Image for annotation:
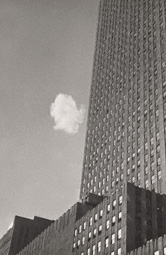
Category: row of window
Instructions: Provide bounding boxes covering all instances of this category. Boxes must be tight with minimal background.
[74,231,122,253]
[74,200,122,237]
[75,212,122,241]
[154,248,166,255]
[79,246,121,255]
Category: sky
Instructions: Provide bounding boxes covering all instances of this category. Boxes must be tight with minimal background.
[0,0,99,238]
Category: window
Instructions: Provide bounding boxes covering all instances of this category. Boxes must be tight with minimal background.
[158,170,161,179]
[106,219,110,229]
[119,196,122,204]
[83,221,86,230]
[99,209,103,218]
[93,228,97,237]
[118,229,122,239]
[113,199,116,208]
[105,237,109,248]
[107,204,111,212]
[119,212,122,220]
[87,248,90,255]
[145,179,148,188]
[111,252,115,255]
[74,229,77,236]
[82,236,85,245]
[137,172,140,180]
[94,213,98,221]
[77,240,80,247]
[89,217,93,226]
[98,225,102,234]
[79,225,82,233]
[92,245,96,255]
[118,248,122,255]
[145,167,148,175]
[97,241,101,252]
[112,233,115,244]
[154,251,159,255]
[112,216,116,225]
[164,247,166,255]
[151,175,155,184]
[81,252,84,255]
[88,232,92,240]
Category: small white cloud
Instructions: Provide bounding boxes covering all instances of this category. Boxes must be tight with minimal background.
[50,93,85,134]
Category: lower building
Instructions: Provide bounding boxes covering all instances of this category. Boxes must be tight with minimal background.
[0,228,13,255]
[73,183,166,255]
[128,235,166,255]
[0,216,54,255]
[1,183,166,255]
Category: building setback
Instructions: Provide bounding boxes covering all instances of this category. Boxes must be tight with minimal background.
[1,0,166,254]
[2,183,166,254]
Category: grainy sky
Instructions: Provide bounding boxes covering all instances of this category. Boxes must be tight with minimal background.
[0,0,99,238]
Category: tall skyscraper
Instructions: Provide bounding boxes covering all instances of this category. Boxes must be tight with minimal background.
[80,0,166,199]
[1,0,166,254]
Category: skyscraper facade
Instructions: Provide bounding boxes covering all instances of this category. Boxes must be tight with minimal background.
[1,0,166,254]
[80,0,166,199]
